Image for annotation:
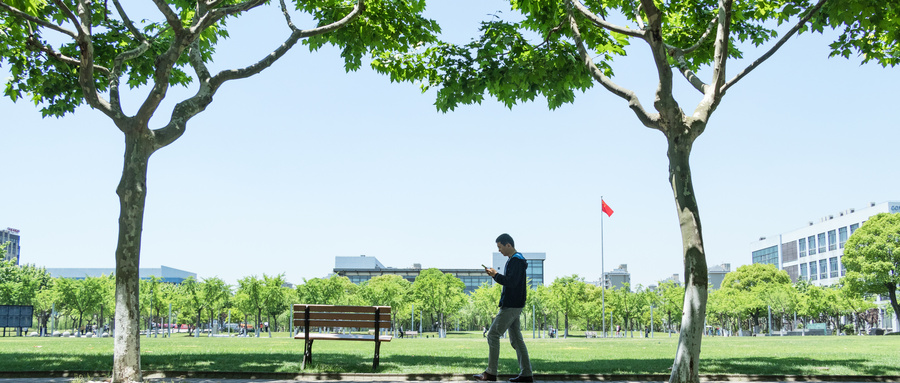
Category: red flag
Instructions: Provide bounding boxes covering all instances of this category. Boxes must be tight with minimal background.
[602,200,614,217]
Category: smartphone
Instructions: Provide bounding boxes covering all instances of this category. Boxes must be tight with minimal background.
[481,264,489,269]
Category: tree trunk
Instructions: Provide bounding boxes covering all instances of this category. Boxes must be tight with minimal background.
[112,132,153,383]
[887,283,900,330]
[666,137,709,383]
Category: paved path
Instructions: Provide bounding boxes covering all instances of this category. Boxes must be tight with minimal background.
[0,376,892,383]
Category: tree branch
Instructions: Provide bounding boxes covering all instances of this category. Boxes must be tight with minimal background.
[0,1,77,38]
[111,0,148,42]
[49,0,84,35]
[567,7,659,131]
[109,0,152,115]
[69,0,116,121]
[694,0,732,122]
[722,0,828,93]
[572,0,646,39]
[632,1,645,30]
[211,0,364,86]
[673,54,708,94]
[150,0,184,33]
[665,14,718,56]
[23,36,111,75]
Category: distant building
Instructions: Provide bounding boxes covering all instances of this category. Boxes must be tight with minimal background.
[334,255,492,294]
[658,273,680,287]
[334,252,546,294]
[750,200,900,332]
[708,263,731,290]
[602,264,631,290]
[750,201,899,285]
[46,265,196,283]
[1,228,21,264]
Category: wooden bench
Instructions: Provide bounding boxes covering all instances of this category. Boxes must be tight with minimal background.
[403,330,418,338]
[292,304,392,370]
[585,331,597,338]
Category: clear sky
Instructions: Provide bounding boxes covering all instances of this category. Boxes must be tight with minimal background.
[2,1,899,289]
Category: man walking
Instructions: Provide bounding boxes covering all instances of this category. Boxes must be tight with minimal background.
[474,233,533,382]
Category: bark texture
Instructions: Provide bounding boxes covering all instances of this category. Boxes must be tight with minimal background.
[666,133,708,383]
[112,131,153,383]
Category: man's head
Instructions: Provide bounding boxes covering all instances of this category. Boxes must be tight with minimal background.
[496,233,516,257]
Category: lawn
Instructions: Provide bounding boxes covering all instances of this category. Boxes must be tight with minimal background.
[1,331,897,376]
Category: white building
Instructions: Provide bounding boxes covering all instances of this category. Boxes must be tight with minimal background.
[750,201,900,331]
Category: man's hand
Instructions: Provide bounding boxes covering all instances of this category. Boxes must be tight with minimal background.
[485,267,498,277]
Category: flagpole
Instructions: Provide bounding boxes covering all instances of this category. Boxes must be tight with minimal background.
[601,196,606,338]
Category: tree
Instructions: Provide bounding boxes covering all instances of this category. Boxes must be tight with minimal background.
[0,1,438,380]
[235,275,264,337]
[359,274,411,330]
[261,274,287,335]
[842,212,900,328]
[56,276,104,331]
[297,274,359,305]
[374,1,897,381]
[411,268,466,333]
[549,275,587,338]
[0,258,51,306]
[719,264,792,332]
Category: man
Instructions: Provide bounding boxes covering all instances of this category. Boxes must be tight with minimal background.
[474,233,533,382]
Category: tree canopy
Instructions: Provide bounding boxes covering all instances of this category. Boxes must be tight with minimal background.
[842,212,900,327]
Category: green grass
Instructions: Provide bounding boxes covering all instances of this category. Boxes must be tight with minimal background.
[1,331,897,376]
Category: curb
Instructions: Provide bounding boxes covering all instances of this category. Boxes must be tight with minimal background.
[0,372,899,382]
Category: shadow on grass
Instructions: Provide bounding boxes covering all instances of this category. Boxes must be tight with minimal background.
[2,351,897,376]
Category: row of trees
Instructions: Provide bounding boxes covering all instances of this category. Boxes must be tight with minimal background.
[3,251,892,339]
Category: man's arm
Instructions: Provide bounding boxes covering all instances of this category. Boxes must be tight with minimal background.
[493,257,525,286]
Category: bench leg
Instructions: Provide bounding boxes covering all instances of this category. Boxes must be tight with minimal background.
[302,339,314,369]
[373,340,381,371]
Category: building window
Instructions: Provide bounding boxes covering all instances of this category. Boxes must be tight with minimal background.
[850,223,859,234]
[841,256,846,276]
[817,233,826,253]
[808,236,817,255]
[809,262,817,281]
[839,227,848,249]
[828,230,837,251]
[819,259,828,280]
[800,263,808,281]
[799,238,807,257]
[829,257,838,278]
[752,246,778,266]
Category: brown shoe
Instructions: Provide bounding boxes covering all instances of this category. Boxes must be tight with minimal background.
[473,372,497,381]
[509,375,534,382]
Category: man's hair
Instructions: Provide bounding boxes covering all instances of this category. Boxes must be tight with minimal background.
[496,233,515,247]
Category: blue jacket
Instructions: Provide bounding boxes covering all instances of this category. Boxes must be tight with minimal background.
[494,253,528,308]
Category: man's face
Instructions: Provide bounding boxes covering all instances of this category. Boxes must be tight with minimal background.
[497,242,514,257]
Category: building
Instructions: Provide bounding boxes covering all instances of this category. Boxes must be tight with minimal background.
[334,255,493,294]
[708,263,731,290]
[750,201,900,331]
[46,265,196,283]
[491,252,546,289]
[334,252,546,294]
[1,228,21,264]
[602,264,631,290]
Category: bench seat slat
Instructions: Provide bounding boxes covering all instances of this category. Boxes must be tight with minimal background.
[294,304,391,314]
[294,334,393,342]
[293,319,392,328]
[298,312,391,321]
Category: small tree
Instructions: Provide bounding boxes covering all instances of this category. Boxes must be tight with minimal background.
[842,212,900,328]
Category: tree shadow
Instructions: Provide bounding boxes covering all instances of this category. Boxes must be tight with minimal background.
[2,351,898,377]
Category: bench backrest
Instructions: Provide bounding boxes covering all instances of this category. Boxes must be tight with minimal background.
[292,304,391,329]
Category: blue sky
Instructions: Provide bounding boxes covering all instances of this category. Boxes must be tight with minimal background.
[2,1,899,289]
